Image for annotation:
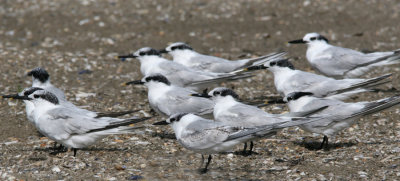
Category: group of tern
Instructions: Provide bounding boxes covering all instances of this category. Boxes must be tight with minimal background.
[2,32,400,173]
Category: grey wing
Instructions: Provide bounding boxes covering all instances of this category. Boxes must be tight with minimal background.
[296,99,363,127]
[286,71,332,92]
[159,62,217,84]
[156,89,214,116]
[179,120,230,150]
[189,54,231,71]
[38,108,112,140]
[220,104,290,127]
[317,46,390,75]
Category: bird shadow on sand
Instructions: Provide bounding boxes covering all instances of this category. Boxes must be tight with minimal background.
[151,131,176,140]
[293,140,358,151]
[29,146,130,156]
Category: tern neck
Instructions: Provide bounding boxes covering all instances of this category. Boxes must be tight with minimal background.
[171,115,197,139]
[170,50,198,64]
[139,56,166,75]
[32,78,51,88]
[32,101,59,122]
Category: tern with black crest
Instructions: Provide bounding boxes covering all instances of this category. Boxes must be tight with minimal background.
[124,74,214,118]
[118,47,254,91]
[153,113,321,173]
[245,59,392,100]
[2,88,151,156]
[289,32,400,78]
[159,42,286,73]
[283,91,400,149]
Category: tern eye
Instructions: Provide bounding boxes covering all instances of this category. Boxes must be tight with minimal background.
[270,62,276,66]
[310,37,316,41]
[139,52,145,56]
[214,91,220,96]
[171,46,177,50]
[34,95,39,98]
[170,118,176,122]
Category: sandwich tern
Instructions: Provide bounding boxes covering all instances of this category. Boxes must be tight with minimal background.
[118,47,254,91]
[245,59,392,100]
[284,91,400,149]
[159,42,286,73]
[153,113,321,173]
[288,32,400,78]
[2,88,151,156]
[124,74,214,118]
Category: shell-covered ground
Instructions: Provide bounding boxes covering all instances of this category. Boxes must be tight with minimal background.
[0,0,399,180]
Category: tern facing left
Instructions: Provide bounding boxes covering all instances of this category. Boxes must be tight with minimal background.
[28,67,66,101]
[289,32,400,78]
[153,113,320,173]
[284,92,400,149]
[191,87,327,154]
[118,47,253,91]
[2,88,150,156]
[26,67,138,120]
[246,59,392,100]
[124,74,214,118]
[159,42,286,73]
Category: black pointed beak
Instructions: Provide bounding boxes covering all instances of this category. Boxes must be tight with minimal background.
[2,94,32,100]
[153,120,169,125]
[117,54,138,59]
[244,65,268,71]
[158,49,168,54]
[123,80,145,86]
[26,71,33,76]
[266,97,286,104]
[288,39,306,44]
[190,93,212,98]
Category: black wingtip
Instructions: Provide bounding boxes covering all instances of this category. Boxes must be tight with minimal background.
[288,39,306,44]
[153,120,169,125]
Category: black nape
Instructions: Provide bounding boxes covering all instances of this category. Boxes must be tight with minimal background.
[220,89,239,99]
[145,74,171,85]
[28,67,50,83]
[275,59,295,70]
[171,44,193,51]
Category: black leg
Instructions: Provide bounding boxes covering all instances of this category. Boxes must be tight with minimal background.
[199,155,205,168]
[58,144,64,151]
[324,136,329,149]
[242,142,248,153]
[200,155,212,174]
[249,141,254,153]
[319,136,328,150]
[73,148,77,157]
[53,142,58,151]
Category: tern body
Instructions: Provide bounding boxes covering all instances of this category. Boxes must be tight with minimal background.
[161,42,285,73]
[285,92,400,148]
[260,59,391,100]
[289,32,400,78]
[3,88,149,154]
[119,47,254,91]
